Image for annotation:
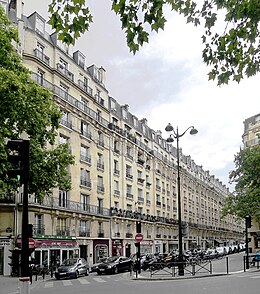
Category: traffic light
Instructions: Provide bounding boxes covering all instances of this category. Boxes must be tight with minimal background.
[136,220,141,233]
[28,224,33,238]
[245,215,252,228]
[6,140,29,184]
[8,249,21,276]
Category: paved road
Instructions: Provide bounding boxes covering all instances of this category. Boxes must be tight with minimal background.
[1,252,259,294]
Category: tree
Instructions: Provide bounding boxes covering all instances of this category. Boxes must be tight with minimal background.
[222,145,260,222]
[48,0,260,85]
[0,7,74,202]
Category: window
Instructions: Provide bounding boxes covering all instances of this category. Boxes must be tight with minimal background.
[127,204,132,211]
[97,176,104,192]
[114,140,120,153]
[35,214,44,234]
[78,53,85,68]
[36,16,45,34]
[114,180,119,192]
[98,132,104,147]
[37,68,45,85]
[79,220,90,237]
[81,121,91,139]
[80,193,89,211]
[81,96,89,107]
[122,108,127,119]
[59,134,68,145]
[80,145,91,163]
[97,153,104,170]
[60,110,71,127]
[59,190,68,208]
[80,168,91,187]
[126,165,132,178]
[60,57,68,70]
[96,110,102,121]
[114,160,120,175]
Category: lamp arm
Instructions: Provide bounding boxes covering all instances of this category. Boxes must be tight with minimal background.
[178,126,194,138]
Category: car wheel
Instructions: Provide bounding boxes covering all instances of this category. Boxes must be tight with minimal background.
[114,267,118,274]
[85,268,89,276]
[74,270,79,279]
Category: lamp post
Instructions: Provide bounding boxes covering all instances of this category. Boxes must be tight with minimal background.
[165,123,198,276]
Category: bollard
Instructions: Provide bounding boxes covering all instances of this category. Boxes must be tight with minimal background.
[226,256,229,274]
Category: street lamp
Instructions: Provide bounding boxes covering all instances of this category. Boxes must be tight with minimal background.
[165,123,198,276]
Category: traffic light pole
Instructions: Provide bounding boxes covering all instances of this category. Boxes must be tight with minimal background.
[19,141,30,294]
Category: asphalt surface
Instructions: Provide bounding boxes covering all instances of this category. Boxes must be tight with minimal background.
[1,252,259,294]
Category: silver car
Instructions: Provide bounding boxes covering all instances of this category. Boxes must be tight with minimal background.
[55,258,89,279]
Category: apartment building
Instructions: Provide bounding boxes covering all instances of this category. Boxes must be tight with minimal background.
[242,113,260,253]
[0,0,243,276]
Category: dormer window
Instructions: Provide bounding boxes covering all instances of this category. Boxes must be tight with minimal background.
[36,16,45,34]
[122,108,127,120]
[94,67,102,83]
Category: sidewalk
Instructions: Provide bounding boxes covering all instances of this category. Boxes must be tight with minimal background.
[1,274,53,294]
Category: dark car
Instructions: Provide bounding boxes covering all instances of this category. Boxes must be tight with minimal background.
[55,258,89,279]
[90,257,109,273]
[97,256,133,275]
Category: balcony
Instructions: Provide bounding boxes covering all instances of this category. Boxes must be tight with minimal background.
[146,200,151,206]
[60,119,72,129]
[56,226,70,236]
[114,148,120,155]
[114,232,120,237]
[126,193,133,199]
[78,79,93,96]
[98,140,105,147]
[80,178,92,189]
[81,130,92,140]
[125,232,133,238]
[34,48,50,65]
[137,178,145,184]
[126,173,133,180]
[97,185,105,193]
[97,161,104,170]
[156,201,161,206]
[138,197,144,203]
[156,234,161,238]
[57,63,74,81]
[114,190,120,197]
[80,154,91,164]
[33,224,45,235]
[114,169,120,176]
[0,194,15,204]
[98,230,104,238]
[79,229,90,237]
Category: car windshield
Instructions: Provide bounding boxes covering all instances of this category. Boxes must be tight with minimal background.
[62,259,77,266]
[104,256,119,263]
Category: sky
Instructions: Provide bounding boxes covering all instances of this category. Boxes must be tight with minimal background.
[22,0,260,190]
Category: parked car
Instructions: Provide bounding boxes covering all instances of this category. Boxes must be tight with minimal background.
[55,258,89,279]
[97,256,133,275]
[90,257,109,273]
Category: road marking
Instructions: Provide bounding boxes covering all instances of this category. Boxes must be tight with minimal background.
[250,275,260,279]
[92,277,106,283]
[44,282,53,288]
[78,278,90,284]
[62,280,73,286]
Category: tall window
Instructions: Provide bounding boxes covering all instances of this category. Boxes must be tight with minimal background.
[79,220,90,237]
[98,131,104,146]
[59,190,68,208]
[80,193,89,211]
[35,214,44,234]
[80,168,91,187]
[36,16,45,34]
[80,145,90,163]
[81,121,91,139]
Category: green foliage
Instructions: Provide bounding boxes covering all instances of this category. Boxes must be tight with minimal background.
[0,7,74,201]
[222,145,260,222]
[48,0,260,85]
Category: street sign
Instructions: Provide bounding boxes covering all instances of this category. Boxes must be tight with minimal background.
[135,233,143,243]
[16,237,36,248]
[28,238,36,248]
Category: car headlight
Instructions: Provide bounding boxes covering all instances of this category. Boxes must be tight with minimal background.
[69,268,75,272]
[107,265,112,269]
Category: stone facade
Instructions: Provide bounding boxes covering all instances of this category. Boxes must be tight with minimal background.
[0,0,244,275]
